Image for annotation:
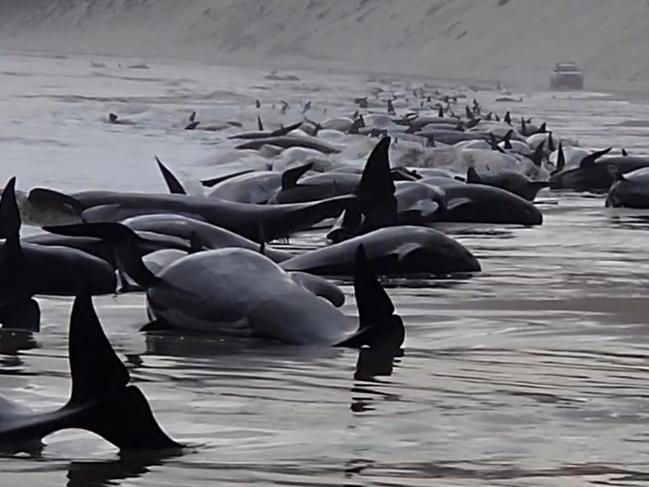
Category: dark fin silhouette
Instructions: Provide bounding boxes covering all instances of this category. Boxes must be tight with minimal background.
[200,169,255,188]
[336,246,404,349]
[465,105,474,120]
[44,223,159,289]
[349,115,365,134]
[547,132,556,152]
[355,137,397,232]
[494,113,501,122]
[556,142,566,173]
[67,289,130,405]
[520,118,528,136]
[67,291,181,450]
[255,99,261,109]
[485,112,492,121]
[154,157,186,195]
[109,113,118,123]
[438,105,444,118]
[358,137,395,199]
[188,111,196,123]
[326,207,363,243]
[270,121,303,137]
[579,147,613,168]
[0,179,35,326]
[539,122,547,133]
[529,140,545,167]
[257,115,264,131]
[387,100,396,116]
[281,162,314,190]
[622,148,628,156]
[504,111,512,125]
[0,177,21,239]
[466,167,482,184]
[465,117,481,129]
[0,299,40,332]
[28,188,86,215]
[503,129,513,149]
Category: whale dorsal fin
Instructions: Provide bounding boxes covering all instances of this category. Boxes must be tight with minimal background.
[257,115,264,131]
[622,148,628,156]
[556,142,566,173]
[155,156,186,195]
[529,140,545,167]
[504,111,511,125]
[66,290,181,450]
[336,245,404,349]
[271,121,302,136]
[547,132,556,152]
[281,162,314,190]
[503,129,514,149]
[579,147,612,168]
[466,167,483,184]
[68,289,129,405]
[0,177,21,239]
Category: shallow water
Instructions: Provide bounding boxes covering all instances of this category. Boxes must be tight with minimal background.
[2,51,649,486]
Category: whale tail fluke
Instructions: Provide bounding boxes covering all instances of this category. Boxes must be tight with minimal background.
[336,245,404,350]
[65,290,181,450]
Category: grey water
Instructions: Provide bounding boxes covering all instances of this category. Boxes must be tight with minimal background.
[2,51,649,486]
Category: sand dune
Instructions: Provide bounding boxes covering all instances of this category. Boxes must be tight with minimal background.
[2,0,649,91]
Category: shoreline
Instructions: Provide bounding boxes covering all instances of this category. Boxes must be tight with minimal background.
[2,43,649,102]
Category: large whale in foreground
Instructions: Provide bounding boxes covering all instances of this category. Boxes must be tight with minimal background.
[46,223,404,349]
[28,188,352,242]
[0,291,180,453]
[281,226,480,276]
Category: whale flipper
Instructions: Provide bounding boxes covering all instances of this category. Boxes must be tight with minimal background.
[155,157,186,195]
[336,245,404,349]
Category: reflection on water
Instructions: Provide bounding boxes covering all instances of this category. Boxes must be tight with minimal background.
[2,51,649,485]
